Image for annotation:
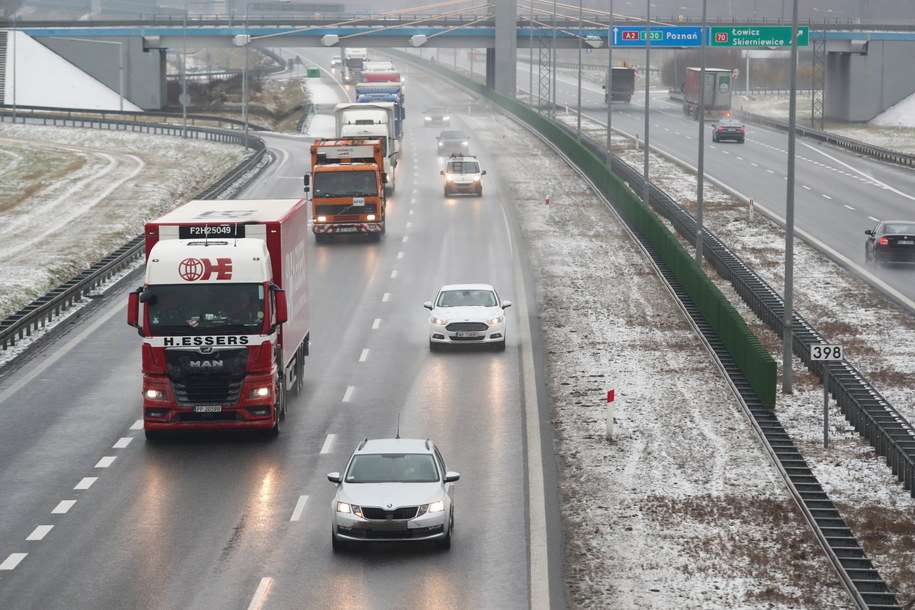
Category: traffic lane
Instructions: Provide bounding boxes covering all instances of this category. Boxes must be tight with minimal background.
[252,99,528,608]
[0,294,146,577]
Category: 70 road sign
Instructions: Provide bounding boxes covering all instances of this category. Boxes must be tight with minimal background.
[710,26,809,47]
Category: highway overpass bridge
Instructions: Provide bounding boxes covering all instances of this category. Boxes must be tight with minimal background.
[3,12,915,120]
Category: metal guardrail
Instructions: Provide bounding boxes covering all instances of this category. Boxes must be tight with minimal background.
[0,104,273,132]
[0,112,269,354]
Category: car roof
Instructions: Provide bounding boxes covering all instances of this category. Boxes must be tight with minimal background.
[356,438,434,454]
[439,283,495,292]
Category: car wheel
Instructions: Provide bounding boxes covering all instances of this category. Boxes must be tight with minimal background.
[444,187,450,197]
[438,511,453,550]
[494,338,506,352]
[332,532,347,552]
[865,247,873,264]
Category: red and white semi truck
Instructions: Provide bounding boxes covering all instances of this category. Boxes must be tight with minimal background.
[127,199,310,439]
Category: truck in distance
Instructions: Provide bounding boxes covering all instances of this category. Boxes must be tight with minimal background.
[682,67,733,119]
[603,66,636,103]
[342,47,368,84]
[127,199,310,440]
[334,102,400,192]
[305,137,387,242]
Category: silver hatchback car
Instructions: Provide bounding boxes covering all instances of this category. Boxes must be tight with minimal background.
[328,437,460,551]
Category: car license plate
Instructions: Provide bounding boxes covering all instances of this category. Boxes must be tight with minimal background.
[899,240,914,245]
[194,405,222,413]
[455,331,483,338]
[371,520,408,531]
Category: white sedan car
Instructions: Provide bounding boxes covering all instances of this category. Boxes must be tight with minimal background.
[327,437,459,551]
[424,283,511,351]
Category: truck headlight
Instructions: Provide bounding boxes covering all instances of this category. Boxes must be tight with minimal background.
[248,386,272,399]
[316,215,327,222]
[145,388,166,401]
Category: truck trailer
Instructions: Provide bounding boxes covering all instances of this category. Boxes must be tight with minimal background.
[334,102,400,192]
[682,67,733,119]
[305,137,387,242]
[127,199,310,440]
[603,67,636,103]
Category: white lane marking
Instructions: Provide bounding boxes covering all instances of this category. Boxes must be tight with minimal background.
[751,162,759,167]
[406,222,412,228]
[96,456,116,468]
[372,318,381,330]
[397,251,404,259]
[247,577,273,610]
[382,293,391,302]
[74,477,97,490]
[359,349,369,362]
[52,500,76,514]
[868,216,880,222]
[27,525,53,541]
[113,437,132,449]
[402,235,409,243]
[130,420,143,430]
[823,194,833,200]
[845,205,855,210]
[802,185,811,190]
[766,169,775,174]
[320,434,335,454]
[342,386,354,403]
[0,554,27,570]
[799,138,915,202]
[391,270,398,279]
[290,495,308,522]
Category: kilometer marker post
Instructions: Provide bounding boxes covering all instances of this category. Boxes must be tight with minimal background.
[606,389,615,440]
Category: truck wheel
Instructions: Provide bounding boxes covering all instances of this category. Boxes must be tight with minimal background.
[144,429,165,442]
[315,234,329,244]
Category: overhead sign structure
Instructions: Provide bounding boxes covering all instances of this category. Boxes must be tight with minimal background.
[710,26,809,47]
[611,26,703,48]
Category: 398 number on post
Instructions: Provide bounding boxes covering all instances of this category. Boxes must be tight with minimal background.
[810,344,843,361]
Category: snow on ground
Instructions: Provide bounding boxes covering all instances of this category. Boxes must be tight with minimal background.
[1,65,914,607]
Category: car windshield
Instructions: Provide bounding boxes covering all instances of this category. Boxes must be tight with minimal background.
[345,453,439,483]
[884,223,915,234]
[426,107,445,115]
[446,161,479,173]
[146,283,265,336]
[313,170,378,197]
[437,289,497,307]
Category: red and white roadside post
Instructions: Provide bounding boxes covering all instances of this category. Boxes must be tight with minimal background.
[606,389,615,440]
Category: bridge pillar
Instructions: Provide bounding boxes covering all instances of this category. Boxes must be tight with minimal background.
[494,0,517,98]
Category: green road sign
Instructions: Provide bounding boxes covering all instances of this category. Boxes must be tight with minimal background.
[710,26,809,47]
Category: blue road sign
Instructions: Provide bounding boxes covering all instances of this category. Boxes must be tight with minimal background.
[611,26,703,48]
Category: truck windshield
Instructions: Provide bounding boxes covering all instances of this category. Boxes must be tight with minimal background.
[146,283,266,336]
[313,170,378,197]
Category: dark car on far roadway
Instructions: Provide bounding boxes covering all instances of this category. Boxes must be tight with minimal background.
[865,221,915,266]
[437,129,470,155]
[712,117,745,143]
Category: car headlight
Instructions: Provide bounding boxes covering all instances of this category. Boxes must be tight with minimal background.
[417,500,445,516]
[487,315,504,325]
[337,502,364,518]
[248,386,272,399]
[431,317,448,326]
[442,115,450,121]
[438,141,443,146]
[461,141,468,146]
[445,174,454,182]
[472,176,480,182]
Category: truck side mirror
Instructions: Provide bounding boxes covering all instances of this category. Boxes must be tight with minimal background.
[272,286,288,327]
[304,174,311,193]
[127,288,145,336]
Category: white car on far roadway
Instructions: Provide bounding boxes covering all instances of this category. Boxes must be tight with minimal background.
[424,283,511,351]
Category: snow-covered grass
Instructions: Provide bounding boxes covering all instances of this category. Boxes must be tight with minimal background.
[0,123,249,320]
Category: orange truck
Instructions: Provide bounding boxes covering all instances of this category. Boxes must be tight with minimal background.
[304,137,387,242]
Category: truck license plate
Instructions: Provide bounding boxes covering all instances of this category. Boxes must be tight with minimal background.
[194,405,222,413]
[337,227,358,233]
